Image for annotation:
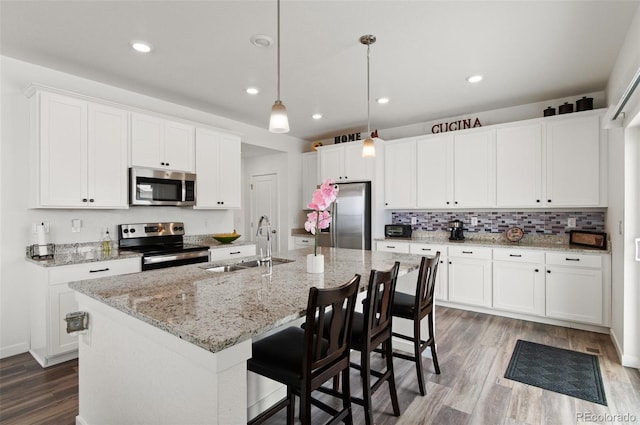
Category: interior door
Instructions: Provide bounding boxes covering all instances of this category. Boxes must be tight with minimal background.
[250,173,279,253]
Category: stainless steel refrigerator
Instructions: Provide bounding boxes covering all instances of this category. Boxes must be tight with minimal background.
[318,182,371,250]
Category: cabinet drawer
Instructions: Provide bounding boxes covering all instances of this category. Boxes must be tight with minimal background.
[448,246,492,260]
[49,257,141,284]
[376,241,410,253]
[294,236,314,247]
[409,243,446,257]
[209,244,256,262]
[493,248,544,263]
[545,252,602,268]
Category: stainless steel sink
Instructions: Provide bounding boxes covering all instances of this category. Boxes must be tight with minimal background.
[205,265,248,273]
[203,257,294,273]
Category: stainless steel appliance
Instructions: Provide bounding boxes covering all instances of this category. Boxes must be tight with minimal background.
[318,182,371,250]
[117,222,209,270]
[448,219,465,241]
[385,224,412,238]
[129,167,196,206]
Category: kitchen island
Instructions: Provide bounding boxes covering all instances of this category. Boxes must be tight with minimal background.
[69,247,425,425]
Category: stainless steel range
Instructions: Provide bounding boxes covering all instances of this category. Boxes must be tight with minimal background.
[117,222,210,270]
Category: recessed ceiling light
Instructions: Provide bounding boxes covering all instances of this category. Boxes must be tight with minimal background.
[312,113,323,120]
[246,87,259,95]
[130,41,152,53]
[376,97,389,104]
[250,34,273,48]
[466,75,483,83]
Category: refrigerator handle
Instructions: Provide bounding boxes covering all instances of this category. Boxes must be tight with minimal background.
[330,202,337,247]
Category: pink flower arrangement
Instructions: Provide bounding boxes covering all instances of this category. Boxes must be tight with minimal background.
[304,179,339,255]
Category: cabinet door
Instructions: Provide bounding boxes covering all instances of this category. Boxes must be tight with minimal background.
[39,92,87,207]
[545,266,603,325]
[131,113,163,168]
[87,103,129,208]
[164,120,195,172]
[416,135,452,208]
[301,152,319,209]
[453,130,495,207]
[343,142,368,181]
[448,258,492,307]
[384,139,416,208]
[195,128,219,208]
[409,243,448,301]
[493,261,544,316]
[49,283,79,356]
[545,114,600,206]
[496,123,543,207]
[217,133,241,207]
[318,145,344,182]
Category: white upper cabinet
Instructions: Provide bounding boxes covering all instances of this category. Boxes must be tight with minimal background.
[416,134,452,208]
[301,152,319,209]
[545,113,601,206]
[31,91,128,209]
[496,123,543,207]
[194,128,241,209]
[383,110,605,210]
[452,129,496,208]
[131,112,195,172]
[318,141,373,182]
[384,139,416,209]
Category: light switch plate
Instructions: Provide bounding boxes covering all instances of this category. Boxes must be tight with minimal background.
[471,217,478,226]
[567,217,576,228]
[71,219,82,233]
[411,217,417,225]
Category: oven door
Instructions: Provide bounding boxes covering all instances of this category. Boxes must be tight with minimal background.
[142,250,209,270]
[130,167,196,206]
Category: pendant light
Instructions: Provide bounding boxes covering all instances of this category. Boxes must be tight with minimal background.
[360,34,377,157]
[269,0,289,133]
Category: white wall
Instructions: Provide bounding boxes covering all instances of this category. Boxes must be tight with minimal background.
[605,5,640,367]
[0,56,306,358]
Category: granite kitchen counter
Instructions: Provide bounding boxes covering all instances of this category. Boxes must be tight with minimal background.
[69,247,423,354]
[376,234,611,254]
[25,245,142,267]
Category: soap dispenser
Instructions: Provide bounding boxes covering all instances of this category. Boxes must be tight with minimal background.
[101,229,113,256]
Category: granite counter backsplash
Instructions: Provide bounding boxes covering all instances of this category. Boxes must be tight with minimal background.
[392,210,605,235]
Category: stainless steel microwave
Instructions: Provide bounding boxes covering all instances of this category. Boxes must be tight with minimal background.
[129,167,196,206]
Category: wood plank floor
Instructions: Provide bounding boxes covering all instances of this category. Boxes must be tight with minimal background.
[1,307,639,425]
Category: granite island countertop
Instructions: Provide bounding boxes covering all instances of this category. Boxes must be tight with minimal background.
[69,247,424,354]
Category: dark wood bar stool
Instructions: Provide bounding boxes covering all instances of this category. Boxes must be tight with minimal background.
[305,263,401,425]
[350,262,401,425]
[391,254,441,396]
[247,274,361,425]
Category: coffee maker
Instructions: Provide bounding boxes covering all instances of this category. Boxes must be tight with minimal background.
[448,220,465,241]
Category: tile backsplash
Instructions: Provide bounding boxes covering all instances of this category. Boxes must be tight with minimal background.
[391,211,605,235]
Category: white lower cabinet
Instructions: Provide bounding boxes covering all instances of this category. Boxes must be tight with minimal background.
[447,247,492,308]
[409,243,448,301]
[492,249,545,316]
[28,257,141,367]
[293,236,314,249]
[545,252,606,325]
[209,244,256,262]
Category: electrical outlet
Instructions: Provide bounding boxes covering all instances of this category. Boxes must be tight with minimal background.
[471,217,478,226]
[411,217,417,225]
[567,217,576,228]
[71,219,82,233]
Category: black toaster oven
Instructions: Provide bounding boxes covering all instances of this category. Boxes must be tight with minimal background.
[385,224,413,238]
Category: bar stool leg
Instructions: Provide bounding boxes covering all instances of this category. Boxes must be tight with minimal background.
[414,317,426,396]
[384,340,401,416]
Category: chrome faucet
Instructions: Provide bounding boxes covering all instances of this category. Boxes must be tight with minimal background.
[256,215,272,268]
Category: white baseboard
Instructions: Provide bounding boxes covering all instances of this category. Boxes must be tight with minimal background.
[0,342,29,359]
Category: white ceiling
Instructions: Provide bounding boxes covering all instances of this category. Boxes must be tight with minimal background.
[2,1,638,142]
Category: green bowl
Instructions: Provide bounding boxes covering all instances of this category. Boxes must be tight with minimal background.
[212,234,241,244]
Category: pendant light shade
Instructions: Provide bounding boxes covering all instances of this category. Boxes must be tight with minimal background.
[269,100,289,133]
[360,34,376,158]
[269,0,289,133]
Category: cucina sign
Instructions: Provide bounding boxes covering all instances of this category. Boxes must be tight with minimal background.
[432,117,482,134]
